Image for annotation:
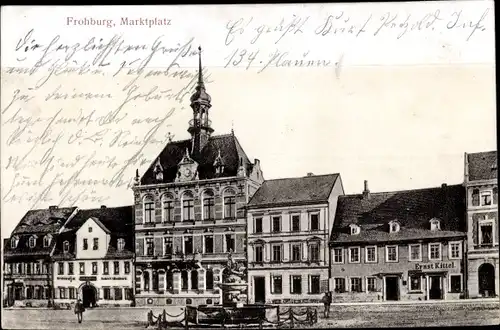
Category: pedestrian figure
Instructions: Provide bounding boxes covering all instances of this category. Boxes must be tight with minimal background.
[322,292,332,318]
[74,299,85,323]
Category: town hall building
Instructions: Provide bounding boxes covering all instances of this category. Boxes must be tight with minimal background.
[132,47,264,306]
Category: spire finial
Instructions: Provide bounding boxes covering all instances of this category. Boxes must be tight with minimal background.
[231,120,234,135]
[198,45,204,87]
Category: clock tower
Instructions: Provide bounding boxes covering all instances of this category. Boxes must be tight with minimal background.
[175,148,199,182]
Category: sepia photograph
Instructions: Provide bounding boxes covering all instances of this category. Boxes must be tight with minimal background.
[0,2,497,329]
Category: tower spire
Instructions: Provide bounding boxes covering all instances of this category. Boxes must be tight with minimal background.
[198,46,205,88]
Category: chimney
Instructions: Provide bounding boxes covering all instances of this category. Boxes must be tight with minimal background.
[441,183,447,189]
[254,159,260,166]
[49,205,58,211]
[362,180,371,199]
[307,172,314,177]
[101,205,107,209]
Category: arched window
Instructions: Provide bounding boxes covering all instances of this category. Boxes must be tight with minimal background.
[181,270,189,290]
[203,190,215,220]
[182,192,195,221]
[28,236,36,248]
[11,236,19,249]
[166,271,173,291]
[430,219,441,231]
[162,194,174,222]
[143,196,155,224]
[144,272,150,292]
[63,241,70,253]
[117,238,125,251]
[223,189,236,219]
[152,271,159,292]
[191,270,199,290]
[206,269,214,290]
[472,189,480,206]
[43,235,52,248]
[389,221,400,233]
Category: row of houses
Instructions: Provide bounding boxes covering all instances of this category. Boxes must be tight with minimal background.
[3,48,498,308]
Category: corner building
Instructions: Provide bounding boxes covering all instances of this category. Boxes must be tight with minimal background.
[133,48,264,307]
[329,181,467,302]
[464,151,498,298]
[246,174,344,304]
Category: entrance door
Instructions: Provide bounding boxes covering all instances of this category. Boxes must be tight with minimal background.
[479,263,496,297]
[82,285,97,308]
[429,276,442,300]
[385,277,399,301]
[254,277,266,304]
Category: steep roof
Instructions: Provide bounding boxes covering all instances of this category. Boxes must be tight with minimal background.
[467,151,497,181]
[140,133,253,185]
[330,184,466,244]
[248,174,340,209]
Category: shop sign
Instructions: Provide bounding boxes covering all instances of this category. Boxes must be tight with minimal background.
[414,262,456,271]
[57,276,76,281]
[79,276,97,281]
[101,276,127,281]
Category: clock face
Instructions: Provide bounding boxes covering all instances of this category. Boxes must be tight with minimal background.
[183,168,192,177]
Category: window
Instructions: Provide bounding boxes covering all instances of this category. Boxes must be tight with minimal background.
[184,236,193,254]
[114,288,123,300]
[182,193,195,221]
[68,262,74,275]
[290,275,302,294]
[310,275,320,294]
[494,187,498,204]
[291,244,301,261]
[365,246,377,263]
[28,236,36,248]
[163,195,174,222]
[204,235,213,254]
[481,191,492,206]
[272,217,281,233]
[125,288,133,300]
[69,287,76,299]
[118,238,125,251]
[124,262,130,274]
[254,245,263,263]
[409,244,422,261]
[386,245,398,262]
[350,225,360,235]
[225,234,235,253]
[34,262,40,274]
[333,248,343,263]
[11,236,19,248]
[310,214,319,231]
[224,192,236,219]
[472,189,480,206]
[429,243,441,260]
[43,235,52,247]
[27,263,32,274]
[45,287,52,299]
[144,196,155,223]
[26,286,33,299]
[91,262,97,275]
[102,261,108,275]
[103,288,111,300]
[349,247,360,263]
[143,272,150,292]
[59,288,66,299]
[367,277,377,292]
[181,270,188,290]
[58,262,64,275]
[449,275,462,293]
[449,242,462,259]
[114,261,119,275]
[308,242,320,262]
[272,245,282,262]
[430,219,441,231]
[291,215,300,232]
[254,218,263,233]
[334,278,346,293]
[93,238,99,250]
[63,241,70,253]
[389,221,400,233]
[272,275,282,294]
[409,275,422,291]
[164,237,173,255]
[206,269,214,290]
[350,277,362,292]
[83,238,88,250]
[145,237,154,256]
[79,262,85,275]
[203,191,215,220]
[479,222,493,245]
[34,286,42,299]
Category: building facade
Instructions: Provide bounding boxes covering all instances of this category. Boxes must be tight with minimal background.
[132,47,264,307]
[51,206,135,308]
[329,181,467,302]
[246,173,344,304]
[3,206,78,307]
[464,151,498,298]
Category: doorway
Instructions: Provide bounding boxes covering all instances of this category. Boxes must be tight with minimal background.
[82,284,97,308]
[254,276,266,304]
[478,263,496,297]
[429,276,442,300]
[385,276,399,301]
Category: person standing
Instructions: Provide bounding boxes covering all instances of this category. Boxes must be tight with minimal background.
[322,292,332,318]
[74,299,85,323]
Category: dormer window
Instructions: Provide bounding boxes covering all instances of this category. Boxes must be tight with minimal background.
[63,241,70,253]
[389,221,400,233]
[350,224,360,235]
[10,236,19,248]
[430,218,441,231]
[28,236,36,248]
[118,238,125,251]
[43,235,52,247]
